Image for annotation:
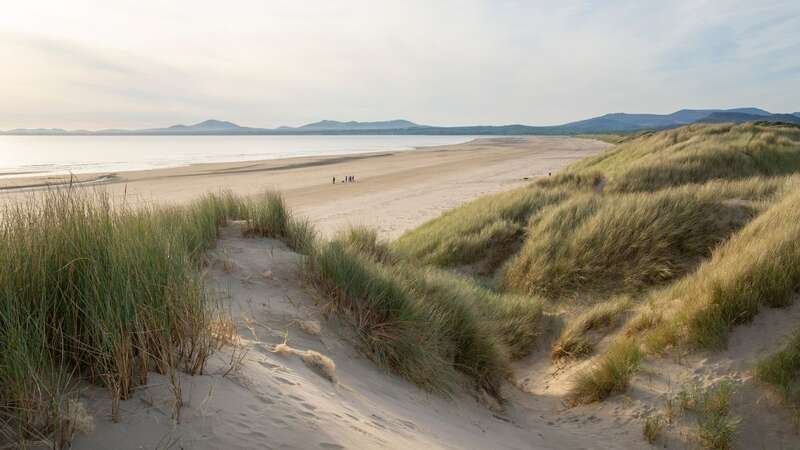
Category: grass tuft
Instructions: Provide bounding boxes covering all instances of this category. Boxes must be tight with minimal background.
[552,297,631,360]
[676,380,739,450]
[568,338,641,404]
[642,414,664,444]
[337,225,396,264]
[240,191,317,253]
[756,331,800,408]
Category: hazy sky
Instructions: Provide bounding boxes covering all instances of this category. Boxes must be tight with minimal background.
[1,0,798,129]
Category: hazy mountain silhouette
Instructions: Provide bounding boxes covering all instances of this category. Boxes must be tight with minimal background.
[696,111,800,125]
[3,109,798,136]
[155,119,244,132]
[287,119,421,131]
[563,108,774,132]
[5,128,70,135]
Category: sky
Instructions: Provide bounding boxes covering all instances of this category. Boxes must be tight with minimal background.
[0,0,798,130]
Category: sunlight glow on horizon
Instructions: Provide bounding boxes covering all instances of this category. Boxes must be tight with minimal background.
[1,0,798,129]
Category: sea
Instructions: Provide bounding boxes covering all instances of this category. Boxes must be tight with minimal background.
[0,135,476,179]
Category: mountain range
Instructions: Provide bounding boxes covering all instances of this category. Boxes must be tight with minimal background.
[3,109,799,136]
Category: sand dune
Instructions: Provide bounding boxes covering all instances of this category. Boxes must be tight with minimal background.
[60,137,618,449]
[75,225,639,450]
[23,135,797,449]
[66,224,800,449]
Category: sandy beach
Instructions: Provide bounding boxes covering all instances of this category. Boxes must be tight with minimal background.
[0,136,607,237]
[18,136,611,450]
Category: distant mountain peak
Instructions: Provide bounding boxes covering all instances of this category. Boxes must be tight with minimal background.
[726,107,771,116]
[294,119,422,131]
[165,119,242,131]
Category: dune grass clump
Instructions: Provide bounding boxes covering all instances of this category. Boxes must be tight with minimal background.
[0,188,316,447]
[568,338,641,405]
[639,188,800,350]
[0,189,237,446]
[337,225,396,264]
[406,268,545,361]
[533,171,605,191]
[676,380,739,450]
[306,240,456,392]
[283,217,317,254]
[642,414,665,444]
[242,190,290,237]
[756,331,800,409]
[570,123,800,193]
[306,234,545,396]
[240,191,317,254]
[392,187,569,267]
[503,188,754,299]
[552,297,632,360]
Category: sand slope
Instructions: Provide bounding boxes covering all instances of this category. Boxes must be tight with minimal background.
[66,228,800,450]
[74,225,627,450]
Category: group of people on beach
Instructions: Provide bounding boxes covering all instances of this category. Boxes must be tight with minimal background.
[333,175,356,184]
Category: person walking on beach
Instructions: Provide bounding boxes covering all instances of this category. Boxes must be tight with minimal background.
[332,176,336,184]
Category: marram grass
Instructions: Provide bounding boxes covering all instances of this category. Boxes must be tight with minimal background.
[389,122,800,408]
[305,235,545,398]
[0,188,307,448]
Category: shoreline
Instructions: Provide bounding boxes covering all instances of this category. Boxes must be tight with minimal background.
[0,134,483,182]
[1,136,608,237]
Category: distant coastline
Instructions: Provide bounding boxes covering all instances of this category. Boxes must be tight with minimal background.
[4,109,799,136]
[0,134,481,180]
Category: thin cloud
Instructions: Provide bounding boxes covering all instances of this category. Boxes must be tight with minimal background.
[0,0,797,129]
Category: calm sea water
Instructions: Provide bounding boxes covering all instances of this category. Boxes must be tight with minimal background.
[0,135,476,178]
